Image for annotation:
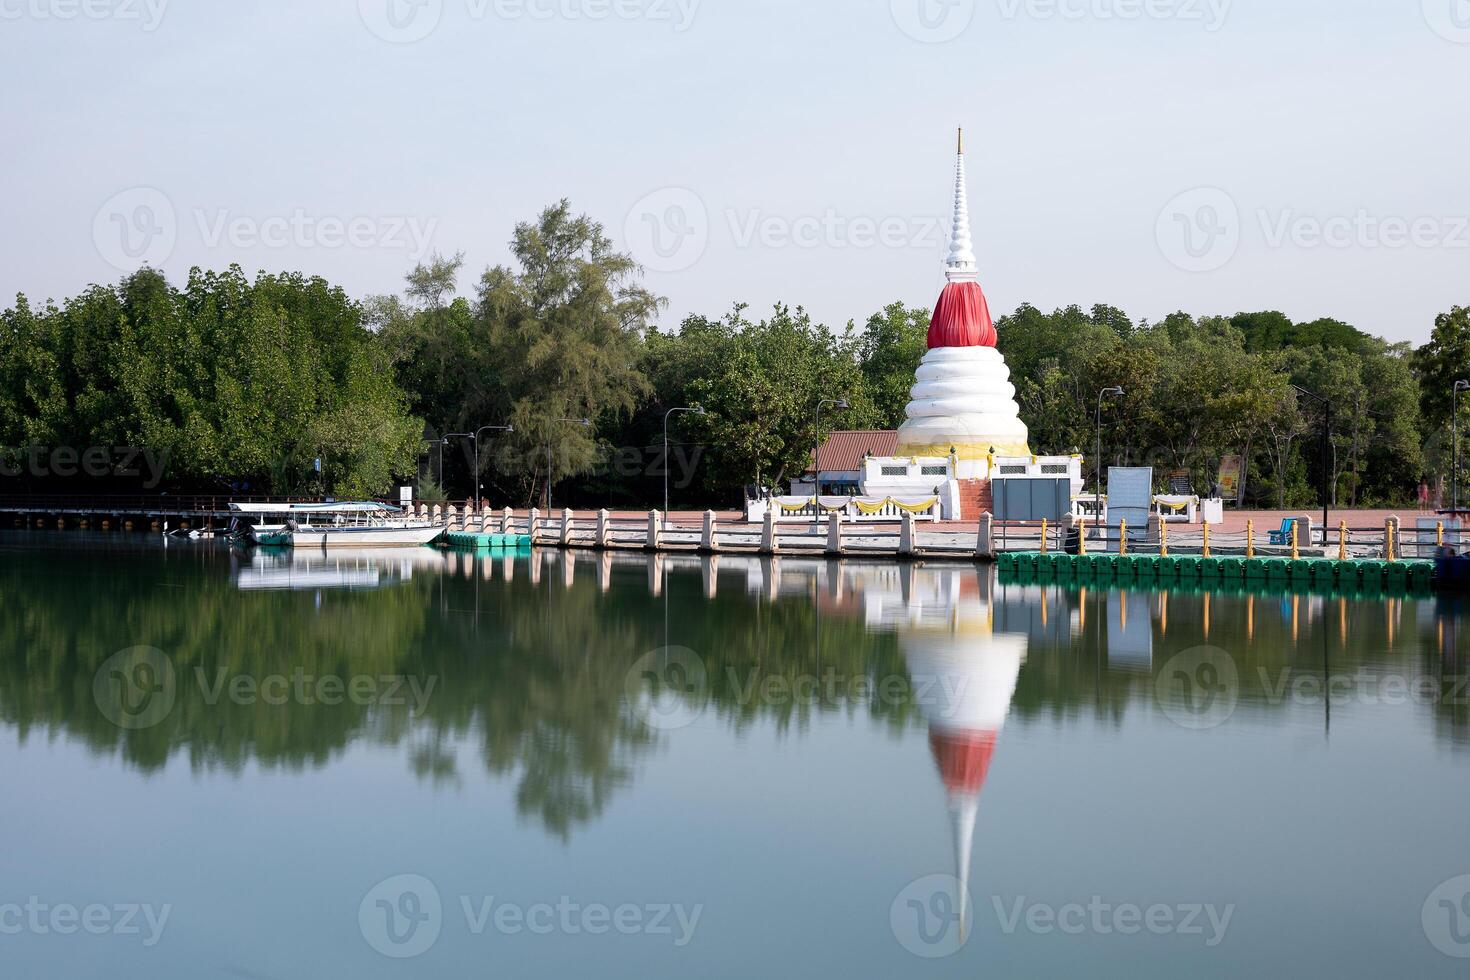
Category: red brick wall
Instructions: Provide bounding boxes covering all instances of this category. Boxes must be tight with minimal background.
[956,479,992,521]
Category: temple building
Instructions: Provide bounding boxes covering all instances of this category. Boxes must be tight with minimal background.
[772,130,1080,523]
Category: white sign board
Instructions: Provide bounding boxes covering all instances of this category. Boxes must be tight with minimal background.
[1107,467,1153,553]
[1414,517,1461,559]
[399,486,414,506]
[1107,593,1153,667]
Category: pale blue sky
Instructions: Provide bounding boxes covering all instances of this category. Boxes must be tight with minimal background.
[1,0,1466,343]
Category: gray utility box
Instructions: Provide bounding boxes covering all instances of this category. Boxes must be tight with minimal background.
[992,478,1071,522]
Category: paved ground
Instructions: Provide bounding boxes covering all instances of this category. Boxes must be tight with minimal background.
[445,505,1466,561]
[510,507,1448,531]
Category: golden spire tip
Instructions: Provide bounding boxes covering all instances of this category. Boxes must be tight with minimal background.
[957,127,964,154]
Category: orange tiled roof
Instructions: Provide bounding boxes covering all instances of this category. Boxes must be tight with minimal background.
[806,430,899,474]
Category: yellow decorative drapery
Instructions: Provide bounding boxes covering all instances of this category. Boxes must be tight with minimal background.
[845,496,943,515]
[777,497,858,513]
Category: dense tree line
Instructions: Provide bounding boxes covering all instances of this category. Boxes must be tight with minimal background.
[0,266,419,498]
[2,199,1465,509]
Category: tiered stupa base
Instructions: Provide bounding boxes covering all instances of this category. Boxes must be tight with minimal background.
[895,346,1031,462]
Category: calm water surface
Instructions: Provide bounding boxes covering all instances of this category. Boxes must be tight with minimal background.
[3,532,1470,978]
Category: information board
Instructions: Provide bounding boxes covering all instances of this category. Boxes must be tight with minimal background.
[1107,467,1153,553]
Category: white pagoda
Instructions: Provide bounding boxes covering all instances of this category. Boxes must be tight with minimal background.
[859,130,1082,518]
[895,129,1032,463]
[899,569,1026,937]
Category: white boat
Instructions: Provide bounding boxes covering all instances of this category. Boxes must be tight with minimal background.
[233,547,449,590]
[228,502,445,549]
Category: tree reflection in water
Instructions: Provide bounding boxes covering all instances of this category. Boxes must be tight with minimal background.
[0,534,1465,842]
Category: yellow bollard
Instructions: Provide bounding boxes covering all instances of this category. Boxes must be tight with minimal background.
[1202,524,1211,558]
[1119,520,1128,556]
[1040,518,1048,554]
[1385,519,1396,563]
[1078,518,1088,556]
[1160,519,1169,557]
[1438,522,1445,548]
[1291,522,1299,561]
[1338,521,1347,562]
[1246,520,1255,559]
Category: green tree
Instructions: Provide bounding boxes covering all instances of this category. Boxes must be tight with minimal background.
[476,200,663,506]
[1,267,421,496]
[682,304,866,494]
[366,251,481,433]
[1417,306,1470,426]
[857,302,929,427]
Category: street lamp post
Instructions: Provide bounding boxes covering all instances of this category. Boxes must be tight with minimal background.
[467,425,514,507]
[443,433,474,498]
[422,437,451,494]
[663,405,706,528]
[1291,385,1332,544]
[547,418,592,511]
[1454,381,1470,514]
[1095,387,1125,532]
[812,398,850,531]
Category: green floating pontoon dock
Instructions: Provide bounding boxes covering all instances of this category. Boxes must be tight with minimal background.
[443,531,533,552]
[997,550,1435,596]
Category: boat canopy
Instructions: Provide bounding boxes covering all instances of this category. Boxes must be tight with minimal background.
[228,501,403,514]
